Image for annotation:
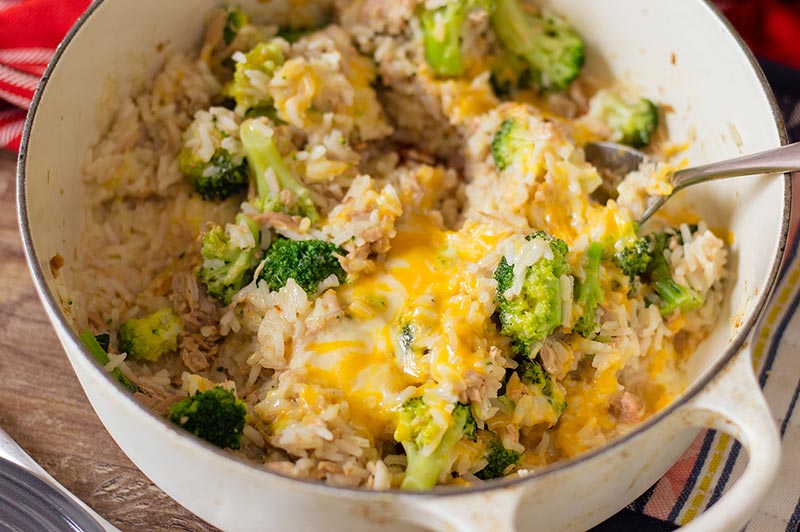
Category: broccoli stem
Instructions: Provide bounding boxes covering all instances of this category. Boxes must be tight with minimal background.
[240,119,319,222]
[649,235,703,315]
[419,0,494,77]
[491,0,534,58]
[491,0,584,92]
[573,242,604,337]
[223,6,248,45]
[80,331,111,365]
[650,253,703,315]
[652,276,702,315]
[401,405,474,490]
[79,331,139,393]
[420,3,467,77]
[401,446,445,490]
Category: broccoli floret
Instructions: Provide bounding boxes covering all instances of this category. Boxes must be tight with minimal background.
[79,331,139,392]
[258,238,346,295]
[496,394,516,413]
[168,387,247,450]
[276,13,330,43]
[395,398,477,490]
[179,108,249,201]
[494,232,569,351]
[615,230,704,315]
[199,214,261,304]
[276,26,316,43]
[419,0,493,77]
[615,237,652,283]
[398,322,428,358]
[573,242,604,338]
[397,321,431,376]
[490,0,585,92]
[94,332,111,351]
[516,357,567,416]
[223,6,248,45]
[118,308,182,362]
[399,323,416,353]
[224,41,285,114]
[491,118,531,171]
[179,148,249,201]
[475,438,522,480]
[592,91,660,148]
[490,47,530,96]
[530,230,569,258]
[240,118,320,222]
[395,320,432,378]
[494,256,513,287]
[648,232,703,316]
[243,106,282,122]
[675,224,700,245]
[517,356,547,386]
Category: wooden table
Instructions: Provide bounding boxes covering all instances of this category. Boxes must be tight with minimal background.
[0,152,217,531]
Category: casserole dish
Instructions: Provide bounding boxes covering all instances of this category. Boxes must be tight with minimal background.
[18,0,790,530]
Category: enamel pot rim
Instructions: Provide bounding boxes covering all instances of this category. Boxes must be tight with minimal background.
[15,0,793,501]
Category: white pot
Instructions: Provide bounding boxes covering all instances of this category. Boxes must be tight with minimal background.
[17,0,791,531]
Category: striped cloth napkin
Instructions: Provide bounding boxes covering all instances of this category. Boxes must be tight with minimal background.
[0,0,89,150]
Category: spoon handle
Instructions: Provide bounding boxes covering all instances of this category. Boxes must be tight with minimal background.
[671,140,800,191]
[639,141,800,224]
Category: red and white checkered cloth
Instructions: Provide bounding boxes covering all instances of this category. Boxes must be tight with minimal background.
[0,0,89,151]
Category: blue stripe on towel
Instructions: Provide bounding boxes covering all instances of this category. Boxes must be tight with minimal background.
[629,482,658,513]
[786,497,800,532]
[704,442,742,511]
[779,384,800,532]
[759,281,800,388]
[667,430,716,522]
[781,380,800,437]
[705,280,800,510]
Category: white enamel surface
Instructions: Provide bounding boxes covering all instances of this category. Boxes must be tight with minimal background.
[678,347,781,532]
[19,0,788,531]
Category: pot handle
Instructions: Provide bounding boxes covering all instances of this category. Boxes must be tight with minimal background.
[676,345,781,532]
[402,486,524,532]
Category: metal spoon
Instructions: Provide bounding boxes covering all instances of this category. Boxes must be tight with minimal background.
[584,140,800,224]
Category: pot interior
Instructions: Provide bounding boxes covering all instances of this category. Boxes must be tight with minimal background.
[20,0,787,503]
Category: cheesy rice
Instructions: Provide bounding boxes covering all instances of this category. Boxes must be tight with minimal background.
[60,0,727,489]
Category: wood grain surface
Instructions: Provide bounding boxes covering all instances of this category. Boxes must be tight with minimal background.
[0,152,218,532]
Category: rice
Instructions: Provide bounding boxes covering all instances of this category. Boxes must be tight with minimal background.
[59,1,729,490]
